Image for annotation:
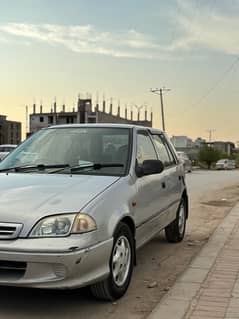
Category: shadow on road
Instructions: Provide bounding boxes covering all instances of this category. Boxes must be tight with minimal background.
[0,235,204,319]
[0,236,170,319]
[0,285,101,318]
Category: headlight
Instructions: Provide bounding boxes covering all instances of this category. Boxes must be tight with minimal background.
[29,213,97,238]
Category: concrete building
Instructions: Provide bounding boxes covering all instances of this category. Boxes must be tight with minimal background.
[170,134,236,159]
[171,135,207,160]
[206,141,235,156]
[29,96,153,134]
[0,115,21,145]
[171,136,194,149]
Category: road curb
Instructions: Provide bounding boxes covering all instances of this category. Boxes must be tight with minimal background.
[146,202,239,319]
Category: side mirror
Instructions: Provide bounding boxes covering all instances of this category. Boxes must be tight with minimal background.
[135,159,164,177]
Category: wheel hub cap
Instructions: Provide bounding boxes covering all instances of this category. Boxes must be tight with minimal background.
[178,204,185,235]
[112,235,131,287]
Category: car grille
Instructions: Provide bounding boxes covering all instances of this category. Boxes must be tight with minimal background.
[0,260,27,279]
[0,223,23,239]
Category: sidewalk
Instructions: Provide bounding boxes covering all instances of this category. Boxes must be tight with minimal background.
[147,202,239,319]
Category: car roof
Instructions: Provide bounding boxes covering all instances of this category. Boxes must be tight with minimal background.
[47,123,163,134]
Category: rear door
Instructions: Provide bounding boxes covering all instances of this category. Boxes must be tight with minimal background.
[150,133,182,222]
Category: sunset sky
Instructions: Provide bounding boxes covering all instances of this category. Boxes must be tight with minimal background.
[0,0,239,142]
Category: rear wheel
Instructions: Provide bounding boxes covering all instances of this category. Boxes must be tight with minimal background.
[165,198,187,243]
[90,222,134,301]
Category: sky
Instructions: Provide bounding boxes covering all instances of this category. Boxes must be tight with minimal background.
[0,0,239,143]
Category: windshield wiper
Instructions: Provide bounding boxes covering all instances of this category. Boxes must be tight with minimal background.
[71,163,124,172]
[0,164,69,173]
[49,163,124,174]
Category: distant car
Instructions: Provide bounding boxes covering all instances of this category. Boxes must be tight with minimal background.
[177,151,192,173]
[216,159,236,170]
[0,144,17,161]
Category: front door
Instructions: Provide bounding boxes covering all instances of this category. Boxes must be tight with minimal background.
[151,133,182,212]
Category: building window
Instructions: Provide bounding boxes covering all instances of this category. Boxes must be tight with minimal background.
[66,117,74,124]
[48,116,53,124]
[40,117,44,123]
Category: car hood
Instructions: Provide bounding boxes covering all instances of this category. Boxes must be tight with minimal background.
[0,173,120,236]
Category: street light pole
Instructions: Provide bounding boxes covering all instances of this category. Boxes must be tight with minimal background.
[150,87,170,131]
[133,104,144,121]
[25,105,29,135]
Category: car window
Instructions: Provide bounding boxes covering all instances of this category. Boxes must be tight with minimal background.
[151,134,176,167]
[136,131,157,165]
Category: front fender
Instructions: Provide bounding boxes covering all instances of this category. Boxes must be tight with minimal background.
[82,176,137,241]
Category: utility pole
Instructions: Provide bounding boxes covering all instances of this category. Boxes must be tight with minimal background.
[206,129,216,143]
[150,87,170,131]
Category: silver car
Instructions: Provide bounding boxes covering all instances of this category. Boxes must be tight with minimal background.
[177,151,192,173]
[216,159,236,170]
[0,124,188,300]
[0,144,17,161]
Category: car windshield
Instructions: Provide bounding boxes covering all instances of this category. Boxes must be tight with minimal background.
[217,159,227,164]
[0,127,131,176]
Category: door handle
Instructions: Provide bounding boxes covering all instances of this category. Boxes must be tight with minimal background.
[161,181,166,189]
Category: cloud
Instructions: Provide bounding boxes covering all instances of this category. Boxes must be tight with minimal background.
[172,0,239,55]
[0,23,163,59]
[0,2,239,60]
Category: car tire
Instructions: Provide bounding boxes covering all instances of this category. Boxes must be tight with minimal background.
[165,198,187,243]
[90,222,134,301]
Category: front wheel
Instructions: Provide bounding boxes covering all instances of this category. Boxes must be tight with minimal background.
[90,222,134,300]
[165,198,187,243]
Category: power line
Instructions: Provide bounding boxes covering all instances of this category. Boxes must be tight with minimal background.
[181,1,238,108]
[192,56,239,108]
[169,0,214,48]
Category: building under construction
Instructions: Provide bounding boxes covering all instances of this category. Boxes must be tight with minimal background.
[29,96,153,135]
[0,115,21,144]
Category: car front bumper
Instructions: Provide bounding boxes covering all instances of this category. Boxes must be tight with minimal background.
[0,237,113,289]
[216,165,225,169]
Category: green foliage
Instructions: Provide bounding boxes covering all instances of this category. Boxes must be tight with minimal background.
[199,146,221,169]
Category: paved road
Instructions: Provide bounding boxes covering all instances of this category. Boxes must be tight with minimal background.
[1,170,239,319]
[186,169,239,205]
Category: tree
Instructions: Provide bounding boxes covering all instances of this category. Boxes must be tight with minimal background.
[199,146,221,169]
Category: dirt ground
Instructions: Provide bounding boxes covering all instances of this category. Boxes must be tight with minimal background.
[99,182,239,319]
[0,173,239,319]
